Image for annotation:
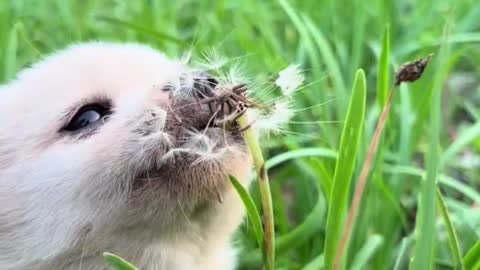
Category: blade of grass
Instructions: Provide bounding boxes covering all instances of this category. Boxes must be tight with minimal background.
[275,0,335,140]
[275,194,325,253]
[271,180,289,235]
[373,177,409,230]
[303,15,348,117]
[410,25,451,270]
[464,101,479,120]
[103,252,138,270]
[377,25,390,108]
[333,83,395,270]
[324,69,366,270]
[240,147,332,268]
[240,177,326,268]
[230,175,264,250]
[383,164,480,205]
[309,159,333,201]
[393,238,411,270]
[339,53,433,270]
[456,4,480,32]
[463,240,480,270]
[396,33,480,57]
[15,22,42,57]
[276,0,321,74]
[436,188,465,270]
[3,22,18,81]
[95,16,184,45]
[263,147,341,202]
[302,14,347,93]
[350,234,384,270]
[265,147,337,169]
[302,253,325,270]
[440,120,480,167]
[350,0,367,79]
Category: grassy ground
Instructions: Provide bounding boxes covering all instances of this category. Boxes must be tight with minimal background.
[1,0,480,269]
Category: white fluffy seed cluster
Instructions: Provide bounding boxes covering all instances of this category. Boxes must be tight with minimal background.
[248,64,304,135]
[189,50,305,136]
[275,64,305,97]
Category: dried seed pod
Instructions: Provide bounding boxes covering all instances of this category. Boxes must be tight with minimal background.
[394,53,433,86]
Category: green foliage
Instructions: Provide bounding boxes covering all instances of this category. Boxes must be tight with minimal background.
[324,69,366,270]
[464,240,480,270]
[230,175,264,251]
[103,252,138,270]
[0,1,479,269]
[377,26,390,108]
[436,188,465,270]
[410,26,450,270]
[350,235,384,270]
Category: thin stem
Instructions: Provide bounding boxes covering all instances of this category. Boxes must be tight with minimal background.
[436,187,465,270]
[333,87,396,270]
[237,114,275,270]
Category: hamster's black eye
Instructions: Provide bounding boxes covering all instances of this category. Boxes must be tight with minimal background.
[64,104,111,132]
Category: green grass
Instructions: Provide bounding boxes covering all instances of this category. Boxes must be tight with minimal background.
[411,25,451,270]
[1,0,480,269]
[324,69,366,270]
[103,252,138,270]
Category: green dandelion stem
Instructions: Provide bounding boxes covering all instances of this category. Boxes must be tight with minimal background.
[237,114,275,270]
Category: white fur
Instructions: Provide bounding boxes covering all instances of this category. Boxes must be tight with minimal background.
[0,42,251,270]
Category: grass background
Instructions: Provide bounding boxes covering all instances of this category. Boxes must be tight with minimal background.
[1,0,480,269]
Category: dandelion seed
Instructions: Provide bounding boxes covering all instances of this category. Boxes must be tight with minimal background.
[183,131,217,154]
[226,64,248,85]
[140,131,173,151]
[275,64,305,97]
[248,101,294,134]
[212,64,247,88]
[181,49,193,64]
[245,108,261,124]
[180,72,195,90]
[199,49,228,71]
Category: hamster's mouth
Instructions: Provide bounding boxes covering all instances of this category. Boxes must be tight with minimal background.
[131,97,246,192]
[172,98,242,131]
[166,80,250,134]
[131,128,245,196]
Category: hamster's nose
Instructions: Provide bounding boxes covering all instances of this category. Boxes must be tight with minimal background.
[193,75,218,99]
